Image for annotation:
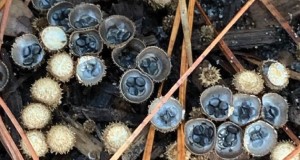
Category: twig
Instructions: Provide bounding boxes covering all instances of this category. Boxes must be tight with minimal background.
[179,0,193,67]
[195,1,244,72]
[177,0,195,159]
[110,1,255,159]
[0,116,24,160]
[282,124,300,145]
[260,0,300,45]
[0,97,39,160]
[0,0,6,10]
[142,3,182,160]
[0,0,11,51]
[142,125,156,160]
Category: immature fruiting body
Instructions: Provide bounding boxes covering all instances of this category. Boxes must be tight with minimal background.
[47,52,74,82]
[46,125,75,154]
[83,119,96,133]
[21,103,51,129]
[165,142,191,160]
[31,77,62,108]
[199,65,221,87]
[148,0,172,10]
[21,130,48,157]
[233,70,264,95]
[102,122,131,154]
[270,141,300,160]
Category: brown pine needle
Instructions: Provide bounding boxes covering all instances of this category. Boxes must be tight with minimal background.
[179,0,193,67]
[177,0,195,159]
[0,97,39,160]
[195,1,244,72]
[260,0,300,46]
[142,3,182,160]
[0,0,11,51]
[111,1,255,159]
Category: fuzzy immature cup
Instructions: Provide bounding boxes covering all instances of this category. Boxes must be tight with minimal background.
[102,122,131,154]
[21,130,48,157]
[21,103,51,129]
[46,125,75,154]
[31,77,62,108]
[233,70,264,95]
[271,141,300,160]
[47,52,74,82]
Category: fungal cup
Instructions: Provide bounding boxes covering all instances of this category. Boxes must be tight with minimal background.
[215,122,243,159]
[200,85,233,121]
[230,94,261,126]
[262,93,288,128]
[47,1,74,32]
[12,34,45,69]
[69,3,103,30]
[243,120,277,157]
[76,56,106,86]
[184,118,216,155]
[69,29,103,56]
[119,69,154,103]
[148,97,183,133]
[136,46,171,82]
[112,38,146,70]
[99,15,135,48]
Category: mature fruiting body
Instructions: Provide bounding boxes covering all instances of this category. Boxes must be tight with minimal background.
[233,70,264,95]
[47,52,74,82]
[102,122,131,154]
[261,60,289,90]
[148,97,183,133]
[21,103,51,129]
[31,77,62,108]
[46,125,76,154]
[21,130,48,157]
